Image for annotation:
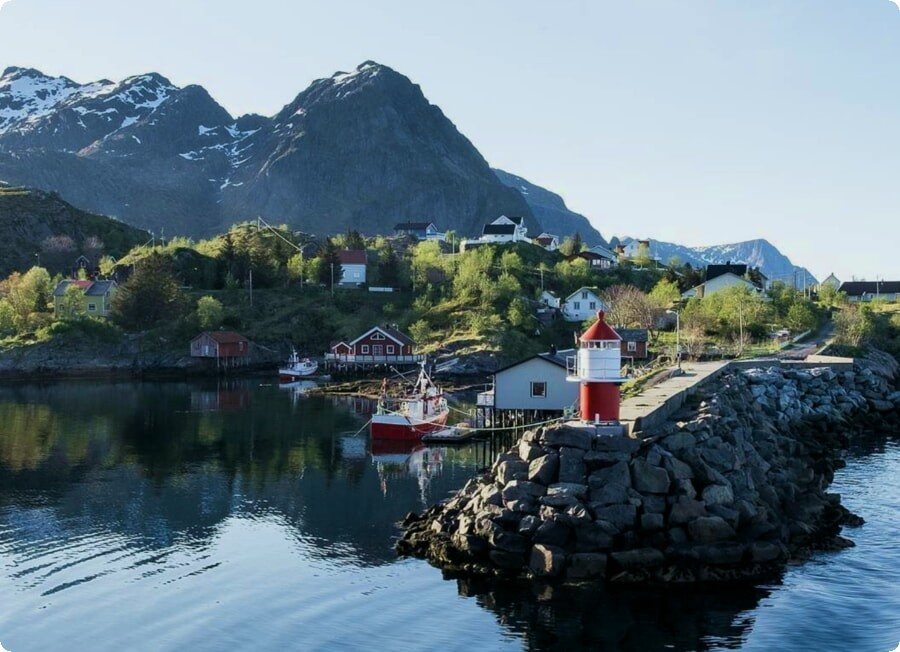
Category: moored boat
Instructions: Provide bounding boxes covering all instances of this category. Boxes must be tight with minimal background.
[371,364,449,440]
[279,349,318,382]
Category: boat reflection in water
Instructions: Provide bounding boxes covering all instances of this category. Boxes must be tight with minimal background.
[370,439,445,503]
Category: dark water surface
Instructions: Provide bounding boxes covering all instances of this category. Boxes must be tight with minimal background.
[0,380,898,651]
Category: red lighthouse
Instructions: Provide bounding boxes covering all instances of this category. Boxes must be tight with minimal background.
[567,311,626,422]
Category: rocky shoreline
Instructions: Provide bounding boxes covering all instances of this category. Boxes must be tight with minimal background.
[398,351,900,583]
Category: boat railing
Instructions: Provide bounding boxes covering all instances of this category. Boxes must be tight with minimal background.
[325,354,426,364]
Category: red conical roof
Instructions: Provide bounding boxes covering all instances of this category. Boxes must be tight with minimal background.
[579,311,621,342]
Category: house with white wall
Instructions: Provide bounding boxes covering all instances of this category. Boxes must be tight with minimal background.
[561,287,608,322]
[337,249,367,286]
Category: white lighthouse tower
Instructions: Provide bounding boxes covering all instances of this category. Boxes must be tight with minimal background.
[566,311,626,422]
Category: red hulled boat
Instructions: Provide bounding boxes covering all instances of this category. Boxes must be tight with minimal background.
[370,364,449,440]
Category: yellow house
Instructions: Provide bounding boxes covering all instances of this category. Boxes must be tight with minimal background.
[53,280,118,317]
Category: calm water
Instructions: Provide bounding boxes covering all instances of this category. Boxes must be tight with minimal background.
[0,380,898,652]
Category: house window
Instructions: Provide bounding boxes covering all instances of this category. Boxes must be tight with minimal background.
[87,303,96,312]
[589,301,596,310]
[371,333,385,340]
[361,345,370,354]
[581,291,588,299]
[531,382,547,398]
[387,345,395,354]
[627,341,637,352]
[573,301,581,310]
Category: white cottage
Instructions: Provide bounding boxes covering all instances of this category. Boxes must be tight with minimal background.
[561,287,608,322]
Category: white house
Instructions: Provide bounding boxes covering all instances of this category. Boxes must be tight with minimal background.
[561,287,608,322]
[534,232,559,251]
[682,264,765,299]
[587,245,618,268]
[492,349,579,413]
[337,249,367,286]
[393,222,446,242]
[820,273,841,290]
[479,215,529,244]
[539,291,561,309]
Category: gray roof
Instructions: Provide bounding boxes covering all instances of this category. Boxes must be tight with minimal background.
[616,328,649,342]
[84,280,116,296]
[494,348,575,375]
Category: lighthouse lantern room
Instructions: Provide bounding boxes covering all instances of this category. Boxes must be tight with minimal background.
[566,311,627,423]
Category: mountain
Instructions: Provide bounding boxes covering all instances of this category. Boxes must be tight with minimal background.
[0,63,537,239]
[493,169,608,247]
[616,236,817,287]
[0,184,149,276]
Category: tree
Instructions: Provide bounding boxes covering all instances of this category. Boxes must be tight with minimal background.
[196,296,225,330]
[817,283,845,309]
[558,232,584,256]
[342,229,366,251]
[315,238,342,287]
[0,299,16,336]
[649,278,682,310]
[112,252,187,329]
[601,284,658,330]
[374,241,401,287]
[786,302,817,333]
[633,240,652,268]
[56,284,86,320]
[3,266,53,329]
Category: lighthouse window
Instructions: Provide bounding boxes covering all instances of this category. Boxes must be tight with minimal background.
[530,382,547,398]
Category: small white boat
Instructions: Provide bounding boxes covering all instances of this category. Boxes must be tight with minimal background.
[279,349,318,381]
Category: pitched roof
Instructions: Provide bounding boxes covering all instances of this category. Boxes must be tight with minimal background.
[580,311,621,342]
[587,245,618,260]
[482,223,517,235]
[563,287,602,302]
[535,232,558,242]
[348,325,415,347]
[494,348,575,375]
[52,279,92,296]
[198,331,249,344]
[706,264,748,282]
[338,249,367,265]
[616,328,649,342]
[839,281,900,296]
[84,280,116,296]
[492,215,524,226]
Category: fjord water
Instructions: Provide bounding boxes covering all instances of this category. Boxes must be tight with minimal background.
[0,381,898,652]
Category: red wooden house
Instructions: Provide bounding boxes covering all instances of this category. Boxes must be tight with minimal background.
[326,325,422,367]
[191,331,251,367]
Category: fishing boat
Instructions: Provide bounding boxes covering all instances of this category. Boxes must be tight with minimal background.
[279,349,318,382]
[370,363,449,440]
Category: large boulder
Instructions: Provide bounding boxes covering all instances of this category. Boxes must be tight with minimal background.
[541,427,593,450]
[688,516,737,543]
[631,459,671,494]
[530,544,566,576]
[528,453,559,485]
[566,553,608,579]
[558,446,587,483]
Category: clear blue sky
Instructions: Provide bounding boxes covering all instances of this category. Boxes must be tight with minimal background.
[1,0,899,282]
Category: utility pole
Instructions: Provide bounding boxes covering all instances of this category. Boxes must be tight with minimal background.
[249,269,253,307]
[330,262,334,297]
[738,300,744,356]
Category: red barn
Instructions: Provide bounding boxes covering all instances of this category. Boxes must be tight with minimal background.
[191,331,250,360]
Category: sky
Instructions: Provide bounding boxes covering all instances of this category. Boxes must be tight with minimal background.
[0,0,899,282]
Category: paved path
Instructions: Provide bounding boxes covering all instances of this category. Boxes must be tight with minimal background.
[618,362,730,435]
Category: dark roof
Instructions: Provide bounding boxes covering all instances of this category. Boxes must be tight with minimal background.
[197,331,249,344]
[504,216,524,225]
[382,325,415,346]
[52,279,115,297]
[494,348,575,375]
[394,222,433,231]
[839,281,900,296]
[616,328,649,342]
[84,280,116,296]
[482,223,516,235]
[705,264,748,282]
[338,249,367,265]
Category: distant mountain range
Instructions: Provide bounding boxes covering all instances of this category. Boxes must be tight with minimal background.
[0,63,537,238]
[616,236,817,287]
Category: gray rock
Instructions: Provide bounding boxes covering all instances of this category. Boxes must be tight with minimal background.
[575,522,615,551]
[489,530,529,553]
[610,548,665,569]
[479,484,503,507]
[548,482,588,498]
[540,493,579,509]
[664,455,695,481]
[749,541,784,563]
[669,497,707,525]
[674,479,698,500]
[691,542,745,565]
[702,483,735,507]
[592,436,641,454]
[518,440,545,463]
[528,453,560,485]
[641,513,665,531]
[641,495,667,514]
[631,459,671,494]
[530,544,566,577]
[589,482,630,506]
[584,450,632,468]
[558,504,592,527]
[567,553,608,579]
[453,533,488,556]
[504,497,537,514]
[496,459,529,485]
[533,519,571,547]
[708,504,740,530]
[592,504,637,531]
[502,480,546,503]
[688,516,737,543]
[559,446,587,483]
[588,461,631,490]
[541,427,593,450]
[660,432,696,452]
[518,515,540,536]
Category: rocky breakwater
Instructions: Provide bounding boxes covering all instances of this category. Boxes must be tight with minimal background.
[398,353,899,583]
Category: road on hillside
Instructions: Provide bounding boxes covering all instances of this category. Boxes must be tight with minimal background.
[774,318,836,360]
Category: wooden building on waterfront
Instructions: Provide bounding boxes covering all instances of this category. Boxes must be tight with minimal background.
[325,325,424,372]
[190,331,251,369]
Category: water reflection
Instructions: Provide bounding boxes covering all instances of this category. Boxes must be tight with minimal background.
[456,575,772,651]
[0,380,480,575]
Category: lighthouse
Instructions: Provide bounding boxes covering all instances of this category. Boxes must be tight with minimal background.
[566,311,626,423]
